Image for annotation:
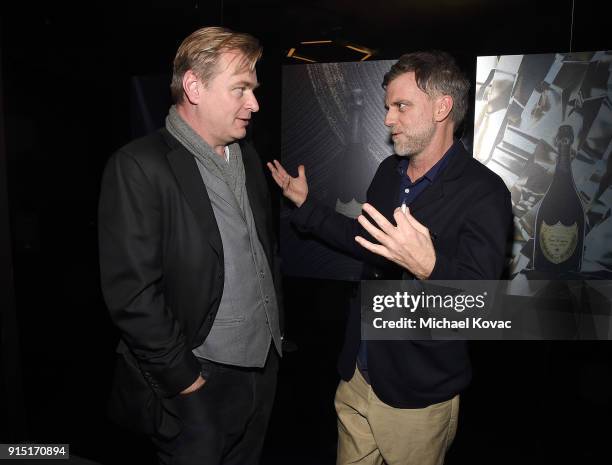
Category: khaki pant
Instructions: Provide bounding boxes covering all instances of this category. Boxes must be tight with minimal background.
[335,367,459,465]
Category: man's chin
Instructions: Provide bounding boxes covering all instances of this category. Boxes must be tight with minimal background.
[394,144,415,157]
[231,128,247,140]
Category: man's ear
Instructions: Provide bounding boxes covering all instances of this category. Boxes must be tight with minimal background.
[182,70,202,105]
[434,95,453,122]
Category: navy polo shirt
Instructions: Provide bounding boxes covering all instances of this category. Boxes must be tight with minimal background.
[357,141,460,383]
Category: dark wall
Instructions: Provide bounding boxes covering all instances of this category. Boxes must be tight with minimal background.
[1,2,611,464]
[0,29,27,444]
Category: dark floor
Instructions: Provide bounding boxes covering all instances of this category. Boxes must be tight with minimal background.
[8,265,612,465]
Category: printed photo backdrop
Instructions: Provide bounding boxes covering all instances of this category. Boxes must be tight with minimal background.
[280,60,395,280]
[474,51,612,280]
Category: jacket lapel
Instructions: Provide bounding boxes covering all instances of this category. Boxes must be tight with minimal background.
[162,130,223,260]
[409,143,471,214]
[409,180,444,214]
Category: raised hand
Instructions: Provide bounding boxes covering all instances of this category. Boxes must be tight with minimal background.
[266,159,309,207]
[355,203,436,279]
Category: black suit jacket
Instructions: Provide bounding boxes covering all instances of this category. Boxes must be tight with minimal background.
[98,128,283,437]
[291,141,513,408]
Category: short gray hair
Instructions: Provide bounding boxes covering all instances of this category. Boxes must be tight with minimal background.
[383,51,470,126]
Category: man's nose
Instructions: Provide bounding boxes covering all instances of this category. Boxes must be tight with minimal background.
[384,109,395,127]
[246,92,259,113]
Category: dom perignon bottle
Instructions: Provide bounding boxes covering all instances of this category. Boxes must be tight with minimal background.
[533,125,585,272]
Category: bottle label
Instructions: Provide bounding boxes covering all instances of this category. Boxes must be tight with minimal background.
[539,221,578,264]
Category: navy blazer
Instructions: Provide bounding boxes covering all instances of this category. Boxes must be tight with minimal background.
[291,141,513,408]
[99,128,283,437]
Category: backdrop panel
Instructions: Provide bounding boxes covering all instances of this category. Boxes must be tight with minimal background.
[474,51,612,281]
[280,60,394,280]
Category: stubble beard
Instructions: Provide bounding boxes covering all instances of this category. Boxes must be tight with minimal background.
[393,123,436,157]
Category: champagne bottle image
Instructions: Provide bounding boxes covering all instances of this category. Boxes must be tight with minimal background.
[334,88,369,218]
[533,125,585,272]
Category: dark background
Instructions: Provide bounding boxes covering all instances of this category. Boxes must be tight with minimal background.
[1,1,611,463]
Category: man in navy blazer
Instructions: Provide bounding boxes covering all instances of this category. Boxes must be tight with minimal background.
[268,51,513,465]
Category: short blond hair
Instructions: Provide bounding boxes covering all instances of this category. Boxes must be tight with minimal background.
[171,26,262,104]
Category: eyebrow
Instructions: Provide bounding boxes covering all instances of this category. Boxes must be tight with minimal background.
[384,99,409,108]
[234,80,260,90]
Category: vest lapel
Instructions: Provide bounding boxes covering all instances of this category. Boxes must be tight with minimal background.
[197,166,243,215]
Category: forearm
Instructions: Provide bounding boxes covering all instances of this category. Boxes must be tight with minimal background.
[290,197,390,268]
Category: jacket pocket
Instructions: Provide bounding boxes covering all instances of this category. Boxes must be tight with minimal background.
[211,316,244,326]
[107,355,181,439]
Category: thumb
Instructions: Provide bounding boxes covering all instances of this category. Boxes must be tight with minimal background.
[298,165,306,178]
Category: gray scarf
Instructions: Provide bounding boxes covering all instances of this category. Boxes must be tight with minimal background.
[165,105,246,210]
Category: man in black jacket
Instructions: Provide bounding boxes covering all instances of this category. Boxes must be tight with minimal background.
[99,27,282,465]
[268,51,513,465]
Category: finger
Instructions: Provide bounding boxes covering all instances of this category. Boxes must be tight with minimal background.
[403,206,430,235]
[266,162,285,188]
[266,162,280,178]
[272,159,290,178]
[297,164,306,179]
[393,208,416,232]
[361,203,396,235]
[355,236,392,260]
[357,214,393,247]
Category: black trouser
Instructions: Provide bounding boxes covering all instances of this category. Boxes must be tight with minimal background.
[154,349,279,465]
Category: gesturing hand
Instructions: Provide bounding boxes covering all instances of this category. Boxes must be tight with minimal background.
[266,159,309,207]
[355,203,436,280]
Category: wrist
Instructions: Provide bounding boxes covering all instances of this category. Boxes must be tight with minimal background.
[295,195,307,208]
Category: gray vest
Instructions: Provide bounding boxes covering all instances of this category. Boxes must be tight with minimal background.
[192,150,282,367]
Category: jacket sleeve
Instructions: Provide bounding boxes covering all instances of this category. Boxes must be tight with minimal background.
[98,150,200,397]
[429,185,513,280]
[289,195,391,270]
